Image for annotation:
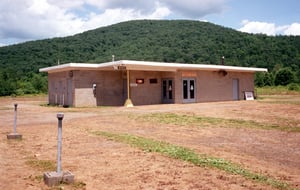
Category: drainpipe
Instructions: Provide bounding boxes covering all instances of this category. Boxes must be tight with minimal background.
[221,56,225,65]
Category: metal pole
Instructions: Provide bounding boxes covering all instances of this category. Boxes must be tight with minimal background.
[13,103,17,133]
[221,56,225,65]
[127,70,130,99]
[123,70,133,107]
[56,113,64,174]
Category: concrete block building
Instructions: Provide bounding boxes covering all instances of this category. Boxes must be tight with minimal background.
[39,60,267,107]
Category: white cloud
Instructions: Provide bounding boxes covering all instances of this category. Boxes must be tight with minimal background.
[283,23,300,36]
[0,0,84,42]
[239,20,276,35]
[82,2,171,31]
[239,20,300,36]
[0,0,227,44]
[86,0,157,13]
[47,0,85,9]
[162,0,225,18]
[0,0,177,44]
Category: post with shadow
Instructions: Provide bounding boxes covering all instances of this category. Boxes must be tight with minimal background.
[43,113,74,187]
[7,103,22,140]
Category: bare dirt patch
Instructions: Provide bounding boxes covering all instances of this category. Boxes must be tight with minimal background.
[0,95,299,189]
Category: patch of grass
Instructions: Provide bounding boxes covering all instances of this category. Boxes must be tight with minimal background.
[256,86,300,95]
[50,181,86,190]
[259,100,300,105]
[55,181,86,190]
[25,157,56,171]
[71,181,87,189]
[23,174,43,182]
[0,107,10,110]
[93,131,290,190]
[137,113,300,132]
[25,158,86,189]
[257,95,300,105]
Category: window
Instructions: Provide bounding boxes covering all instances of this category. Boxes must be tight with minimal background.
[149,78,158,84]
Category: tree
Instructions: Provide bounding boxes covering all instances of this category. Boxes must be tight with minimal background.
[264,72,274,86]
[254,72,265,87]
[31,73,48,93]
[274,68,295,86]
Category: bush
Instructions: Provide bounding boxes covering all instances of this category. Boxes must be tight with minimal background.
[274,68,295,86]
[288,83,300,91]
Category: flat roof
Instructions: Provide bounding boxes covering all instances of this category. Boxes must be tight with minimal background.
[39,60,268,73]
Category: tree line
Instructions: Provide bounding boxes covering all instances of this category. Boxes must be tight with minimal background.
[0,20,299,96]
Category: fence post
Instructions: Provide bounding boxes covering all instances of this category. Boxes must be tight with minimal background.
[13,103,17,133]
[7,103,22,140]
[44,113,74,187]
[56,113,64,174]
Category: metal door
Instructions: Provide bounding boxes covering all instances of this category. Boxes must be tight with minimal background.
[233,79,239,100]
[67,79,73,106]
[162,79,174,103]
[182,78,196,103]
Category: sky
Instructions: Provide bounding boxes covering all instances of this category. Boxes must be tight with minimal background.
[0,0,299,47]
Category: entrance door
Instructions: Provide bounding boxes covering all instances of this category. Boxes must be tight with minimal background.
[233,79,239,100]
[162,79,174,103]
[66,79,73,106]
[182,78,196,103]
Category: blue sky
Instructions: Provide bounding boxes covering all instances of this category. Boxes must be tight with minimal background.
[0,0,299,47]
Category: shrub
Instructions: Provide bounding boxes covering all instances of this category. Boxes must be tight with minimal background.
[287,83,300,91]
[274,68,295,86]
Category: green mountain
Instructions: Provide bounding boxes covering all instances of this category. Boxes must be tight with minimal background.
[0,20,299,95]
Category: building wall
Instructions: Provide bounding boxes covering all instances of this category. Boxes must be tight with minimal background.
[47,69,255,107]
[195,70,254,102]
[129,71,170,105]
[48,71,71,106]
[73,70,124,107]
[173,71,184,104]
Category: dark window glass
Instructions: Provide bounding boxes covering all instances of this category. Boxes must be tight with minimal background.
[150,78,158,84]
[168,80,172,99]
[190,80,195,99]
[163,80,167,98]
[183,80,188,99]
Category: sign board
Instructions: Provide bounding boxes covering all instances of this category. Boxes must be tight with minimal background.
[130,83,138,87]
[244,91,254,100]
[182,71,197,77]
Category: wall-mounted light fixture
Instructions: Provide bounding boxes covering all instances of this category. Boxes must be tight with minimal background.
[136,79,144,84]
[92,83,97,90]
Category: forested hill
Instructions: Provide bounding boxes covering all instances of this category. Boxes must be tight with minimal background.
[0,20,300,95]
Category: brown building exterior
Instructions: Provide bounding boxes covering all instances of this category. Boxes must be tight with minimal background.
[39,60,267,107]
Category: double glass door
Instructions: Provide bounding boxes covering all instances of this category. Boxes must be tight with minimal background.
[162,79,174,103]
[183,78,196,103]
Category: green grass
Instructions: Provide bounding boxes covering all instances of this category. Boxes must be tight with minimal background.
[25,157,86,189]
[257,95,300,105]
[256,86,300,95]
[0,107,10,110]
[25,157,56,171]
[136,113,300,132]
[93,131,291,190]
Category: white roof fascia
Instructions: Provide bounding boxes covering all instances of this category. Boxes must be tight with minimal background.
[119,60,268,72]
[118,60,177,71]
[39,63,99,73]
[39,60,268,73]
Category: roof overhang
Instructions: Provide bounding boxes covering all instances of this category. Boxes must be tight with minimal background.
[39,60,268,73]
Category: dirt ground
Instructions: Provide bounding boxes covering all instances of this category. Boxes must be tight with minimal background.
[0,95,299,190]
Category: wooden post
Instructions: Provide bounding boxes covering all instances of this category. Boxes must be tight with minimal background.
[124,70,133,107]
